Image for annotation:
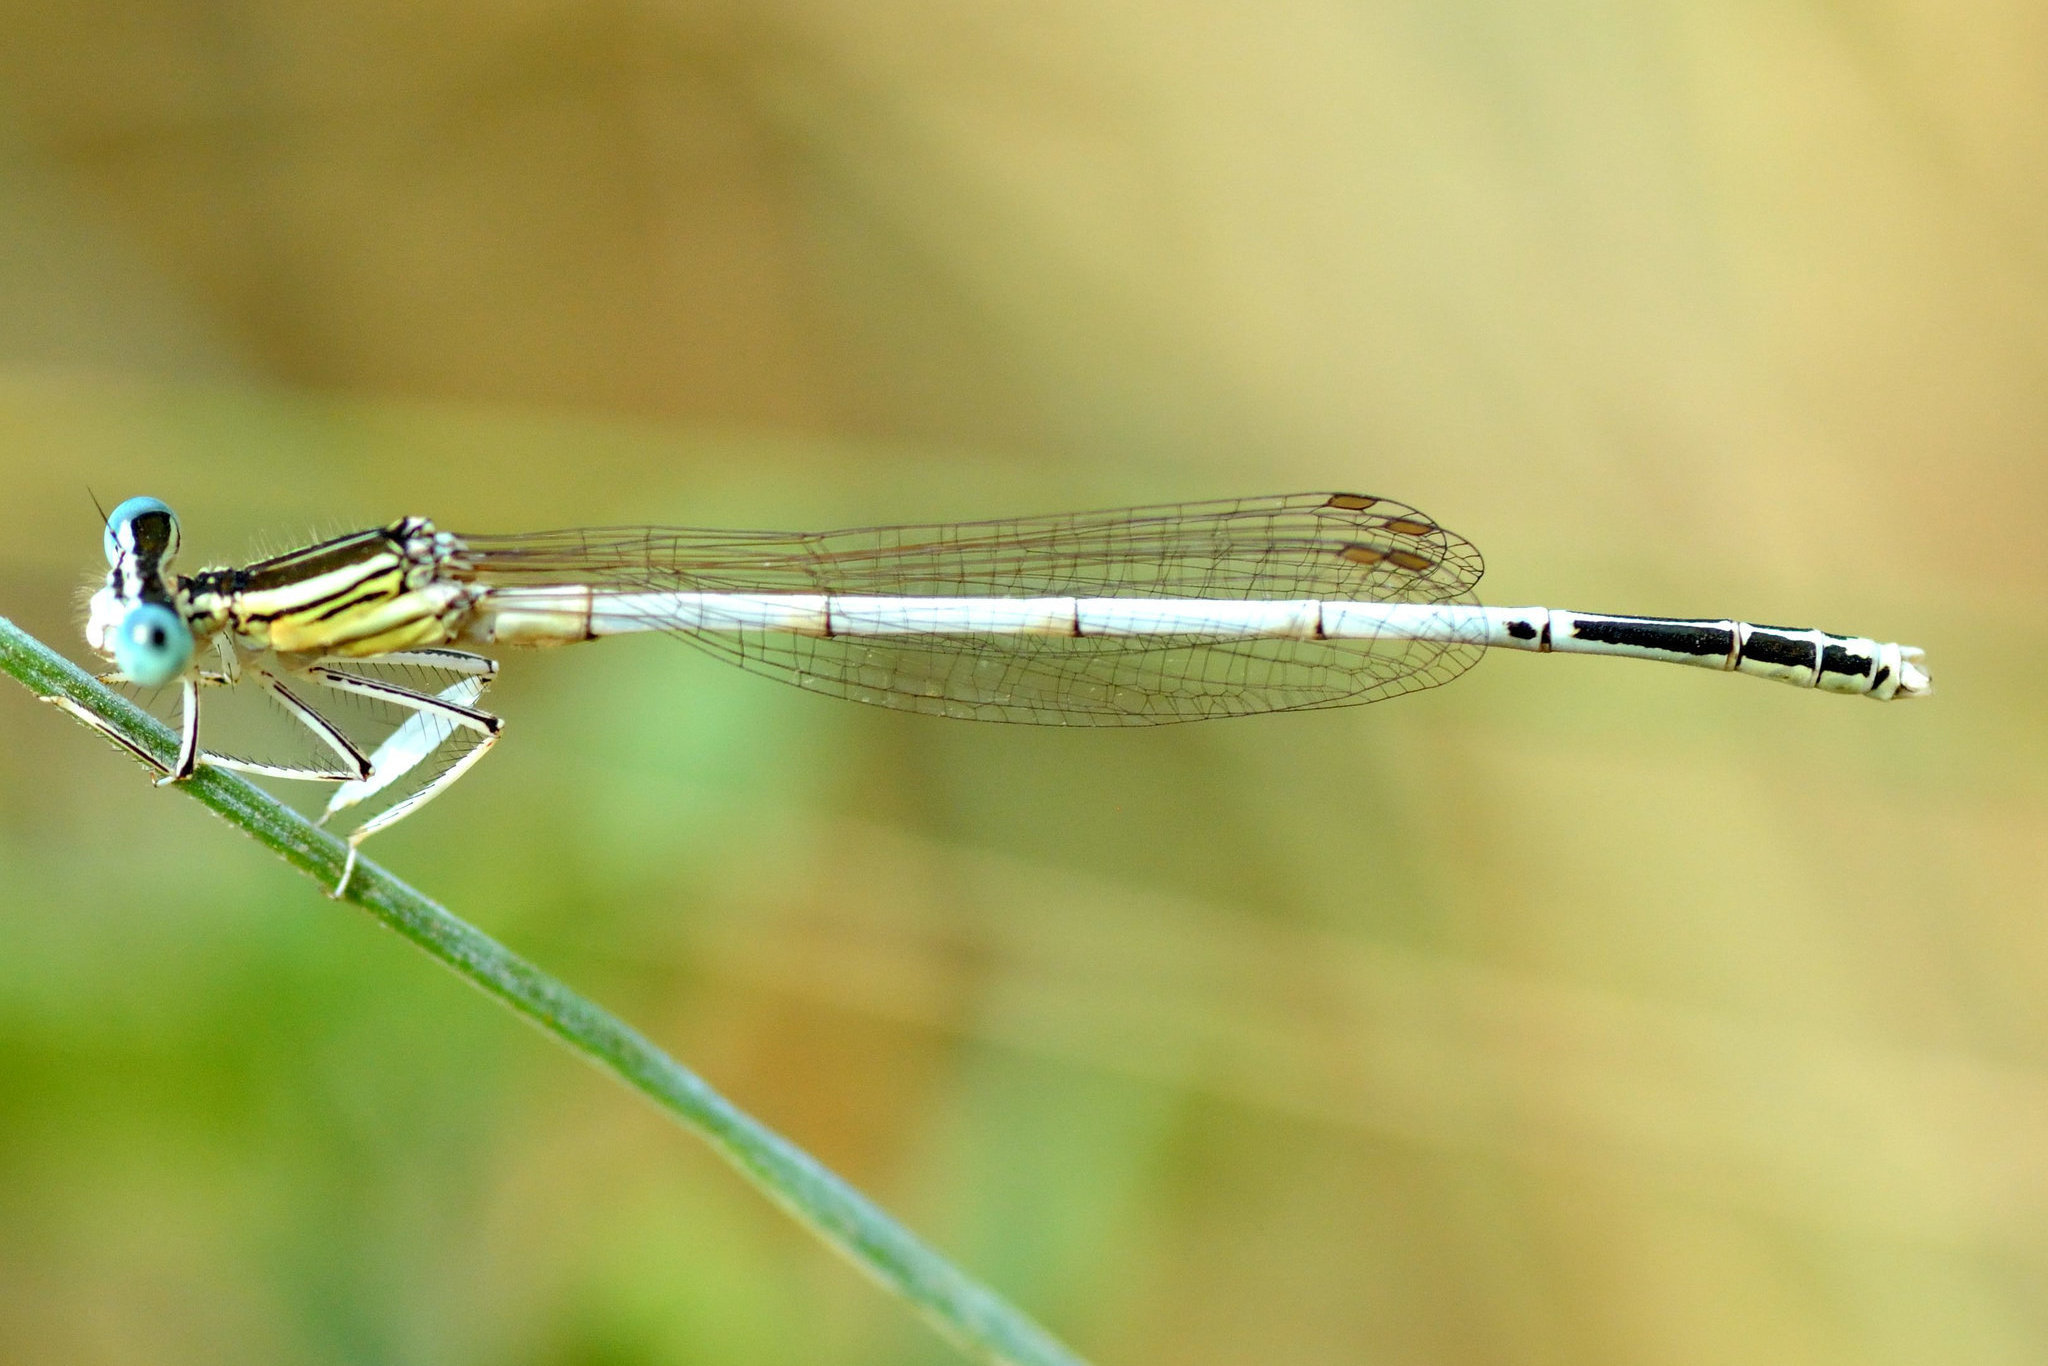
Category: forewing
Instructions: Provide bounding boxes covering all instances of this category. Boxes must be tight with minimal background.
[465,492,1487,724]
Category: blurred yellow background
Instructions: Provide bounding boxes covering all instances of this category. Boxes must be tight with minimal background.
[0,4,2042,1363]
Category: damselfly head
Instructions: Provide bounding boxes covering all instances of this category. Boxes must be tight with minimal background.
[86,496,194,685]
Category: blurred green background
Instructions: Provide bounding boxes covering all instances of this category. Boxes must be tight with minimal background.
[0,4,2041,1364]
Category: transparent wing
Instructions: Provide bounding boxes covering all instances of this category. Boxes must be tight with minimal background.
[461,492,1488,724]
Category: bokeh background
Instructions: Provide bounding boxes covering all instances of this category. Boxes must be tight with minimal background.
[0,4,2042,1364]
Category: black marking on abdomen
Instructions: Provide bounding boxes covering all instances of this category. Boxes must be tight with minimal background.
[1819,641,1873,681]
[1571,617,1735,658]
[1505,619,1538,641]
[1739,627,1819,669]
[1872,664,1891,689]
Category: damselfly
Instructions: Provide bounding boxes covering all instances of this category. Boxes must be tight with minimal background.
[83,493,1929,891]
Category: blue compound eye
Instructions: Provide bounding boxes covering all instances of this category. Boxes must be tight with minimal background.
[113,603,194,687]
[103,496,180,566]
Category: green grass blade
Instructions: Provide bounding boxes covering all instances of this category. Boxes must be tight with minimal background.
[0,615,1089,1366]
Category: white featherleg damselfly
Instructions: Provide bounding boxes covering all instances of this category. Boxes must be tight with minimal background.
[82,492,1930,892]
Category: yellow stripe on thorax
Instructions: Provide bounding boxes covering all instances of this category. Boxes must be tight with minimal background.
[272,588,469,656]
[241,551,467,657]
[235,557,406,626]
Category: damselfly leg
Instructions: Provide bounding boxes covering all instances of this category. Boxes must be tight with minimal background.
[97,642,502,896]
[306,650,501,895]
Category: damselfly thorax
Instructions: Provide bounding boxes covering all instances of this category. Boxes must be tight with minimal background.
[82,493,1930,894]
[176,518,480,660]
